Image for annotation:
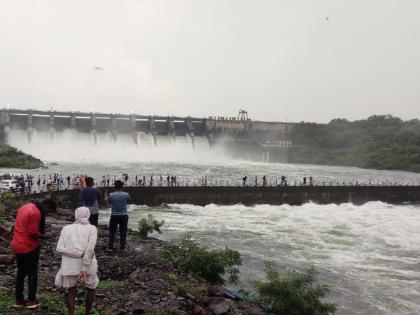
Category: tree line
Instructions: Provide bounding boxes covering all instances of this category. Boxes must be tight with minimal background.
[289,115,420,173]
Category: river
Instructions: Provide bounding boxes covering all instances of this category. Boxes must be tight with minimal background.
[3,158,420,315]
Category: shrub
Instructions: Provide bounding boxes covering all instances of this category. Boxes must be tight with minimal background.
[253,262,337,315]
[158,233,242,285]
[0,191,17,211]
[137,214,165,238]
[1,191,14,203]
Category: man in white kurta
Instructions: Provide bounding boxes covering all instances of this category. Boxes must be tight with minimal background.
[55,207,99,315]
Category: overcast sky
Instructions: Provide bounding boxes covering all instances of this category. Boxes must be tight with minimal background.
[0,0,419,123]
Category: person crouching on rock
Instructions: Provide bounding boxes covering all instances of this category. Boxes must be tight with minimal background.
[11,198,57,309]
[55,207,99,315]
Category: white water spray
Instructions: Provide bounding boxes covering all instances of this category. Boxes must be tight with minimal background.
[7,128,233,163]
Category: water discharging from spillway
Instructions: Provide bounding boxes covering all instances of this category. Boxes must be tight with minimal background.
[6,128,232,163]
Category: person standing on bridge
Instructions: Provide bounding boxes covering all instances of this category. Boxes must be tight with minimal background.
[80,177,101,227]
[107,180,130,252]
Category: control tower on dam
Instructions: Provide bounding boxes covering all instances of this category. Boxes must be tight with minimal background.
[0,108,294,162]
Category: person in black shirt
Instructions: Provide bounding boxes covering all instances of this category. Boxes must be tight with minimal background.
[80,177,101,226]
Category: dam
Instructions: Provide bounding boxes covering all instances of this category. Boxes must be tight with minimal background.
[0,108,293,162]
[27,185,420,208]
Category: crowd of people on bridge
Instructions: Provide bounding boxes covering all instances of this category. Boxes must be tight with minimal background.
[2,172,418,199]
[3,173,301,194]
[0,172,182,195]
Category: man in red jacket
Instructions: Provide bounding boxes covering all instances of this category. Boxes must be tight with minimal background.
[11,199,57,309]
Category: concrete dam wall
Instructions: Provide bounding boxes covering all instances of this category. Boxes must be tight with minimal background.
[0,109,294,162]
[28,185,420,209]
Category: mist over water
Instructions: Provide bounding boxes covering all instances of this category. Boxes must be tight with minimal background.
[7,128,232,163]
[6,128,420,186]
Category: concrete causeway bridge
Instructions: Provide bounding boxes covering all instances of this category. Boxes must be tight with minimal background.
[0,108,294,162]
[25,185,420,208]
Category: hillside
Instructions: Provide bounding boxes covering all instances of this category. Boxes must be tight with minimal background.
[0,144,43,169]
[289,115,420,173]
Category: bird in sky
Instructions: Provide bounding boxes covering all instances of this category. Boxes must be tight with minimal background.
[326,17,330,21]
[93,66,103,71]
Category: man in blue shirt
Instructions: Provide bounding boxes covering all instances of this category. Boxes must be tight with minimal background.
[107,180,130,252]
[80,177,101,226]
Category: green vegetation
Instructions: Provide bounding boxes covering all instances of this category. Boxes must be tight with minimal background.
[38,295,63,313]
[289,115,420,173]
[0,203,4,223]
[137,214,165,238]
[0,291,14,314]
[173,282,202,298]
[253,262,336,315]
[0,191,16,223]
[98,279,123,289]
[0,291,98,314]
[0,144,43,169]
[158,233,242,285]
[39,294,99,315]
[168,274,178,282]
[167,273,202,300]
[1,191,14,203]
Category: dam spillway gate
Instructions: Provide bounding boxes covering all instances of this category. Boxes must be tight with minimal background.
[0,109,294,162]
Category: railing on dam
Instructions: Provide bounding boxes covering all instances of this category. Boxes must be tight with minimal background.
[21,185,420,208]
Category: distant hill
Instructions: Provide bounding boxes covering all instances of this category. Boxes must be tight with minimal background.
[0,144,43,169]
[289,115,420,173]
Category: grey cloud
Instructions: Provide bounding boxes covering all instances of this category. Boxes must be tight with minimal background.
[0,0,419,122]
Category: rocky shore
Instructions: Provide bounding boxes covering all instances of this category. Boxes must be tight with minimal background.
[0,206,266,315]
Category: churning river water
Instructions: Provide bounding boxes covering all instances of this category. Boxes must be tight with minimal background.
[3,155,420,315]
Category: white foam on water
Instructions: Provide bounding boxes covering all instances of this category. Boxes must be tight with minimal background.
[117,201,420,315]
